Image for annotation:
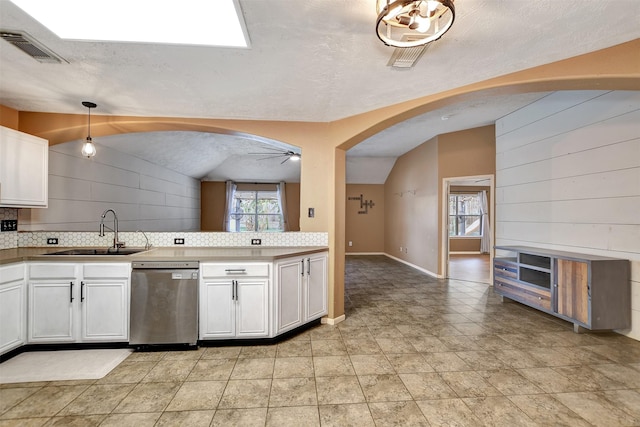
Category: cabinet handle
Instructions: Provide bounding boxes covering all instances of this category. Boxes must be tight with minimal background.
[307,258,311,276]
[70,281,74,303]
[231,280,236,301]
[301,259,305,276]
[234,280,238,301]
[225,269,246,274]
[81,281,85,302]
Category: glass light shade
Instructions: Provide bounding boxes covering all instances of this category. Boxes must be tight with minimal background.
[81,138,96,158]
[290,153,301,161]
[376,0,455,48]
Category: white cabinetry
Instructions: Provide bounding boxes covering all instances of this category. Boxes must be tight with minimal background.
[0,126,48,208]
[274,251,328,335]
[200,262,270,339]
[28,263,130,343]
[0,263,27,355]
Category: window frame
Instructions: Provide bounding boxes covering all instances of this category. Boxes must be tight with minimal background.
[448,193,483,238]
[229,188,284,232]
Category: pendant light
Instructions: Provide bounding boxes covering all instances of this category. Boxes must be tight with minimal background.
[81,101,97,158]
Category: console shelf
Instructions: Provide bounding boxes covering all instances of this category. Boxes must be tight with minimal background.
[494,246,630,332]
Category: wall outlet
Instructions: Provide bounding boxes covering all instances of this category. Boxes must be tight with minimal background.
[47,238,59,245]
[174,238,185,245]
[1,219,17,232]
[400,246,403,252]
[251,239,262,245]
[348,241,353,247]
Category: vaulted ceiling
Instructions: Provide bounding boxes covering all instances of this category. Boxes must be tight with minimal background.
[1,0,638,183]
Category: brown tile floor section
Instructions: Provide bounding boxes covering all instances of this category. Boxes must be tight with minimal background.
[1,255,640,426]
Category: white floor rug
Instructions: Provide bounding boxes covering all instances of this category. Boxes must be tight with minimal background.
[0,349,132,384]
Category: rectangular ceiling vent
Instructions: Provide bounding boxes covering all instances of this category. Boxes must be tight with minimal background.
[0,30,67,63]
[387,35,431,69]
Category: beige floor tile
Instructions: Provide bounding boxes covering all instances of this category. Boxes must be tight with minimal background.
[211,408,267,427]
[318,403,375,427]
[553,391,639,426]
[0,385,89,419]
[438,335,482,351]
[44,415,105,426]
[112,382,180,413]
[99,412,161,427]
[161,348,205,360]
[96,361,157,384]
[590,363,640,388]
[358,374,413,402]
[399,372,457,400]
[0,418,50,427]
[517,367,583,393]
[349,354,395,376]
[415,398,483,427]
[266,406,320,427]
[269,377,317,407]
[273,356,314,378]
[140,359,197,383]
[463,396,538,427]
[343,338,382,355]
[239,345,277,359]
[276,340,312,357]
[602,389,640,420]
[57,384,134,415]
[315,376,365,405]
[229,357,274,379]
[201,346,242,359]
[422,352,472,372]
[369,401,429,427]
[309,325,342,340]
[187,358,236,381]
[440,371,502,398]
[218,379,271,409]
[552,365,628,391]
[455,350,508,370]
[386,353,434,373]
[165,380,226,411]
[492,349,546,369]
[477,369,544,395]
[375,338,418,354]
[508,394,593,427]
[338,326,375,340]
[311,340,347,356]
[0,387,41,414]
[155,410,214,426]
[125,351,166,362]
[313,356,355,377]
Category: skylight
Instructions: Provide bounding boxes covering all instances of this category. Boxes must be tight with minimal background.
[11,0,250,48]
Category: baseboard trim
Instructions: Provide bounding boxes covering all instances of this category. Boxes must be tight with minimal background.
[384,253,443,278]
[346,252,385,256]
[449,251,483,255]
[322,314,346,325]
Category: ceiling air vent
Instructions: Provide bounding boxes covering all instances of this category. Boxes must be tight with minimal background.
[387,35,431,68]
[0,30,67,63]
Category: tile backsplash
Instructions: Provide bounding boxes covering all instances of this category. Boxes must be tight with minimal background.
[14,231,328,249]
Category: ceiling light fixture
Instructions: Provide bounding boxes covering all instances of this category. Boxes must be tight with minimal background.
[376,0,455,48]
[81,101,97,158]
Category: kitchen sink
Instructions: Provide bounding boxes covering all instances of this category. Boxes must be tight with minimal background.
[45,248,148,256]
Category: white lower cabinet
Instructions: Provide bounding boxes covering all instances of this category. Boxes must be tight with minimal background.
[200,263,270,339]
[0,263,27,355]
[28,263,130,344]
[275,251,328,335]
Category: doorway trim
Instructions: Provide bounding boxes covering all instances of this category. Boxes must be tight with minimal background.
[441,174,495,283]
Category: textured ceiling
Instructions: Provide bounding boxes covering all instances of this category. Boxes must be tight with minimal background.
[1,0,638,183]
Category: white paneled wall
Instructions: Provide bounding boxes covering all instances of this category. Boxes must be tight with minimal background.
[495,90,640,340]
[18,140,200,232]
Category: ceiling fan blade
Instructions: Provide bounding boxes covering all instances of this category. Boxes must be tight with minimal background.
[280,157,290,164]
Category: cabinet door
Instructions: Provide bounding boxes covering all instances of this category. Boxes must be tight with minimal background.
[275,258,304,334]
[0,280,26,354]
[306,253,328,321]
[236,279,269,337]
[81,279,128,341]
[0,126,48,207]
[200,280,235,338]
[29,280,75,342]
[556,259,589,325]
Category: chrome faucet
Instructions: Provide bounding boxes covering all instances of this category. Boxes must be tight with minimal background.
[136,229,152,250]
[99,209,124,250]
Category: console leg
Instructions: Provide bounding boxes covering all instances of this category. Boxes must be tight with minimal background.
[500,295,514,303]
[573,323,586,334]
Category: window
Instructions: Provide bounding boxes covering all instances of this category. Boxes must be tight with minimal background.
[449,193,482,237]
[229,189,284,232]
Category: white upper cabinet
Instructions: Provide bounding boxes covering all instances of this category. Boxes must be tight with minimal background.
[0,126,48,208]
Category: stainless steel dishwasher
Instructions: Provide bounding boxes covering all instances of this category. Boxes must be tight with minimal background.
[130,261,199,346]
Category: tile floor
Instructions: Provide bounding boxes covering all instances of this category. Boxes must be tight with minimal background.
[1,255,640,426]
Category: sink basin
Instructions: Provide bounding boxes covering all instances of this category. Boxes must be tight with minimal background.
[45,248,148,256]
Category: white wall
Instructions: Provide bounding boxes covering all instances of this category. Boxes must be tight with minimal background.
[18,141,200,232]
[495,90,640,340]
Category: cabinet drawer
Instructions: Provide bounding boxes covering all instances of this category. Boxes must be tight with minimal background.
[495,277,551,311]
[202,263,269,278]
[29,263,76,279]
[1,264,25,283]
[83,263,130,279]
[494,259,517,279]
